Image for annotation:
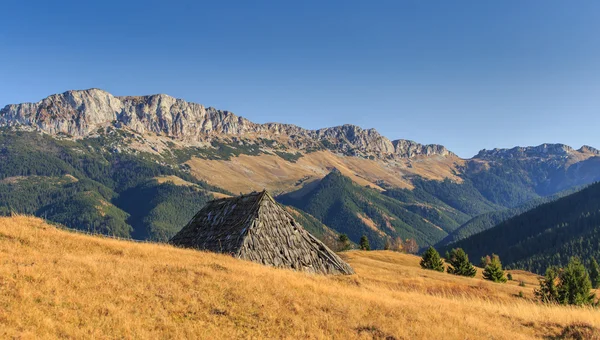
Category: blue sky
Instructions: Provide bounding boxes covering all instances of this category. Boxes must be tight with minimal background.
[1,1,599,158]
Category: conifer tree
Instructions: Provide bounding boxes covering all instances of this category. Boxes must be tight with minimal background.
[337,234,351,251]
[535,267,559,303]
[420,246,444,272]
[590,258,600,289]
[445,248,477,277]
[557,257,594,306]
[482,254,507,283]
[359,235,370,251]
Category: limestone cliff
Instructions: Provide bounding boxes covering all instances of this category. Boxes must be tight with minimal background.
[0,89,452,159]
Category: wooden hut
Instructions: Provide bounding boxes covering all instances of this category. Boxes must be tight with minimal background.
[169,190,354,275]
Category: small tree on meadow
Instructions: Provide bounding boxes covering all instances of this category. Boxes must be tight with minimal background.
[420,246,444,272]
[557,257,595,306]
[359,235,371,251]
[480,255,491,268]
[535,267,559,304]
[383,238,392,250]
[507,273,513,281]
[337,234,352,251]
[445,248,477,277]
[391,237,404,252]
[590,258,600,289]
[404,238,419,254]
[482,254,507,283]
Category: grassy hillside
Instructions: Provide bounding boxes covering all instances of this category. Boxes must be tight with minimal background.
[2,216,600,339]
[440,182,600,274]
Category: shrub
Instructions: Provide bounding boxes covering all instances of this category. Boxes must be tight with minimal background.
[420,247,444,272]
[519,281,526,287]
[507,273,513,281]
[445,248,477,277]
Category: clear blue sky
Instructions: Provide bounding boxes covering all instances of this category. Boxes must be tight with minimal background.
[1,1,599,158]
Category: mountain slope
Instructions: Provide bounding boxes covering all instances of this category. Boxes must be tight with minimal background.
[1,215,596,339]
[0,129,226,239]
[278,170,448,248]
[440,182,600,274]
[3,89,600,248]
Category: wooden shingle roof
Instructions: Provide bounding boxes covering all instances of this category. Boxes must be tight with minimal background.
[169,191,354,275]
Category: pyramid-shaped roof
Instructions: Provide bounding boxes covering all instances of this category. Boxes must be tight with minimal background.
[170,191,354,275]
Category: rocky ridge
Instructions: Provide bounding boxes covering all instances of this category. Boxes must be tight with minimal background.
[0,89,452,159]
[474,143,600,160]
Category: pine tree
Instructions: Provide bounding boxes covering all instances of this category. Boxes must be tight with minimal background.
[590,258,600,289]
[535,267,559,303]
[420,246,444,272]
[557,257,594,306]
[359,235,370,251]
[445,248,477,277]
[482,254,507,283]
[337,234,351,251]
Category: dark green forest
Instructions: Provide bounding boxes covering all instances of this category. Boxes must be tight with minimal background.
[278,170,448,248]
[436,186,582,247]
[439,182,600,274]
[0,129,224,239]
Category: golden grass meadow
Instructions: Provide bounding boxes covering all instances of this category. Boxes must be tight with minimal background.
[1,216,600,339]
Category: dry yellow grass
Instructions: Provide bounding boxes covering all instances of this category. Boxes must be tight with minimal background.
[154,175,231,199]
[186,150,464,194]
[1,216,599,339]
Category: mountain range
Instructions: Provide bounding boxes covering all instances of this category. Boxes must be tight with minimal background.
[2,89,600,253]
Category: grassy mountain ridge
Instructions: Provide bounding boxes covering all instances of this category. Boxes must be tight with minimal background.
[439,182,600,274]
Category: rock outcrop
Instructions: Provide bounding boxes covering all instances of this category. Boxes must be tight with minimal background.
[474,143,597,160]
[0,89,452,159]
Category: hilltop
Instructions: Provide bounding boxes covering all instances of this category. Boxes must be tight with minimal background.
[1,216,600,339]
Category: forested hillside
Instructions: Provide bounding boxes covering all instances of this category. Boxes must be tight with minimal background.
[3,124,600,250]
[0,129,226,240]
[278,170,449,248]
[439,182,600,274]
[436,186,582,247]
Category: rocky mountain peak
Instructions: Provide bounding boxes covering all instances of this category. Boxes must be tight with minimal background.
[0,89,453,160]
[474,143,590,160]
[578,145,600,155]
